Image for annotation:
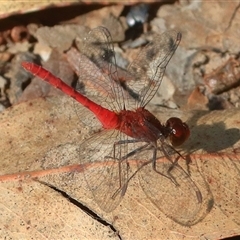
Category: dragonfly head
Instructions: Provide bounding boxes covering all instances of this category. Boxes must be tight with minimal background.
[165,117,190,147]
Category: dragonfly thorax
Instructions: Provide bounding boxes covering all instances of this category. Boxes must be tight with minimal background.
[117,107,167,142]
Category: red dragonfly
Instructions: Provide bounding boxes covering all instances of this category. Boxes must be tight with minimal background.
[22,27,202,225]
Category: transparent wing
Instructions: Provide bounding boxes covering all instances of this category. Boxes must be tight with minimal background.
[66,48,112,100]
[79,129,136,212]
[73,27,180,113]
[136,142,208,226]
[124,30,181,109]
[75,26,130,112]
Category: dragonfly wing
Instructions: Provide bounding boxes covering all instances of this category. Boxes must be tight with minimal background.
[125,30,181,109]
[136,142,210,226]
[70,28,180,112]
[79,129,131,212]
[75,27,130,112]
[66,48,112,100]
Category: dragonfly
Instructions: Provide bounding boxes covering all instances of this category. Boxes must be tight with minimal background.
[22,26,202,225]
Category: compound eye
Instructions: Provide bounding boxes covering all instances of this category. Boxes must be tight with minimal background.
[166,117,190,147]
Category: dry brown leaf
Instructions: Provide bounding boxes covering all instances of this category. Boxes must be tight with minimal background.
[0,1,79,19]
[0,95,239,239]
[0,0,160,19]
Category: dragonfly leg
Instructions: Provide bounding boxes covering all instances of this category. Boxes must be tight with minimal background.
[107,140,150,199]
[161,142,203,203]
[151,146,179,186]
